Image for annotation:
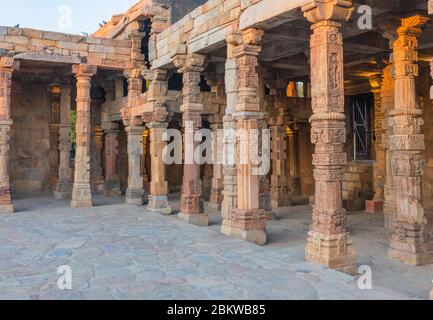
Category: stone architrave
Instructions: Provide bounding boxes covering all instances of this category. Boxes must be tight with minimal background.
[173,53,208,226]
[54,84,73,199]
[388,16,433,266]
[221,31,242,223]
[221,28,268,245]
[123,69,145,206]
[301,0,357,272]
[102,122,121,196]
[0,57,19,213]
[71,64,97,208]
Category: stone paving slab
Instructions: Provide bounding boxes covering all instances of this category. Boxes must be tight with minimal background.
[0,194,429,300]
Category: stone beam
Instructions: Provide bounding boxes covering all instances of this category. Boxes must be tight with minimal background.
[0,27,134,70]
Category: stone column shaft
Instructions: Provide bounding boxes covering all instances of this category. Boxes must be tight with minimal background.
[270,123,291,208]
[173,53,208,226]
[302,0,356,271]
[54,85,72,199]
[221,32,240,222]
[103,123,121,196]
[221,28,267,245]
[0,57,18,213]
[123,70,145,206]
[382,65,397,227]
[71,64,97,208]
[388,16,433,266]
[286,124,301,195]
[147,121,172,214]
[209,122,224,210]
[125,125,145,205]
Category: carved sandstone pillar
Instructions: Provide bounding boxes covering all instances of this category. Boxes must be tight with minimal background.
[286,122,301,196]
[221,32,241,222]
[123,69,145,206]
[382,65,398,226]
[146,121,172,214]
[49,86,60,192]
[102,122,121,196]
[173,53,208,226]
[209,120,224,210]
[71,64,97,208]
[371,76,385,200]
[54,84,72,199]
[221,28,268,245]
[388,16,433,266]
[269,109,291,208]
[92,124,104,192]
[0,57,18,213]
[302,0,356,271]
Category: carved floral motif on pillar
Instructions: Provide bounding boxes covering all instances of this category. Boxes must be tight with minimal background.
[71,64,97,208]
[302,0,357,271]
[388,16,433,266]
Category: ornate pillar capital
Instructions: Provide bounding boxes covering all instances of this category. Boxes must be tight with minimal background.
[0,57,19,72]
[172,53,207,73]
[301,0,353,24]
[123,67,143,80]
[72,64,97,78]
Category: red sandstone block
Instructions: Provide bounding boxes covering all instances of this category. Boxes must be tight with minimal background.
[366,200,383,214]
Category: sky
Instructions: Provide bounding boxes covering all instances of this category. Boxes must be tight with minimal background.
[0,0,139,35]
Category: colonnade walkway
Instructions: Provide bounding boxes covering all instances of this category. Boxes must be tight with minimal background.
[0,194,431,300]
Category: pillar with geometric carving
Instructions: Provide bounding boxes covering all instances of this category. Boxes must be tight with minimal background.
[146,120,172,215]
[71,64,97,208]
[92,125,104,192]
[173,53,208,226]
[367,75,385,212]
[221,28,268,245]
[208,114,224,210]
[123,69,145,206]
[102,122,121,196]
[269,108,291,208]
[54,84,73,199]
[388,16,433,266]
[221,32,241,223]
[382,64,397,227]
[302,0,357,271]
[49,86,60,193]
[0,57,18,213]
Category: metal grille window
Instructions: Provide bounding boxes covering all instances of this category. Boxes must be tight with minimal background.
[352,94,371,160]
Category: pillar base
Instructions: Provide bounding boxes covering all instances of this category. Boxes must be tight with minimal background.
[266,211,276,220]
[178,212,209,226]
[221,218,267,246]
[53,191,71,200]
[0,203,14,214]
[125,189,144,206]
[271,198,292,209]
[71,183,92,208]
[305,231,357,272]
[207,202,222,211]
[147,195,172,215]
[92,177,105,193]
[103,180,121,197]
[388,223,433,266]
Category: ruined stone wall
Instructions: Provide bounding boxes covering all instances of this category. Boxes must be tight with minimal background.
[10,80,51,193]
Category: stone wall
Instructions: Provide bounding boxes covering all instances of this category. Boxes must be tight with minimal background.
[10,80,51,193]
[155,0,208,23]
[343,162,374,212]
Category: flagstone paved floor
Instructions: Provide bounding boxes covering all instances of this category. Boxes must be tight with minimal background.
[0,193,432,300]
